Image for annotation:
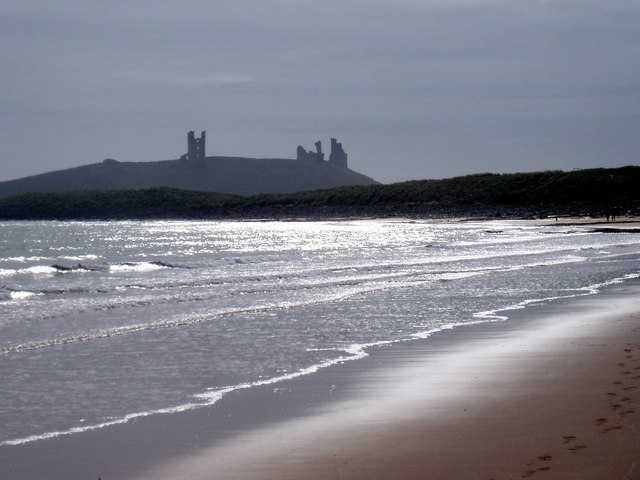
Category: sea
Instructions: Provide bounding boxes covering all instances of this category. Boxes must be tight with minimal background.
[1,219,639,447]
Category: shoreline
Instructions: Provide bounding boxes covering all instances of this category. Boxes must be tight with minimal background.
[134,281,640,480]
[2,280,639,479]
[3,215,640,228]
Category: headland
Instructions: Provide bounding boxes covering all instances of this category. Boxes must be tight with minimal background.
[0,165,638,221]
[0,132,377,199]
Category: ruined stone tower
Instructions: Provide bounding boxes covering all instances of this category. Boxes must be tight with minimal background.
[329,138,347,167]
[297,138,348,167]
[186,130,206,161]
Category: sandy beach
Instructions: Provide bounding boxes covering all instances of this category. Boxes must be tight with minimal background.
[504,216,640,229]
[2,278,639,479]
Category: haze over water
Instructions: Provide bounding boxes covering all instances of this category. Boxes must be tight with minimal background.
[1,220,639,446]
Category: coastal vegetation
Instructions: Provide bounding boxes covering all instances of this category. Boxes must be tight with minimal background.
[0,166,638,220]
[0,189,238,220]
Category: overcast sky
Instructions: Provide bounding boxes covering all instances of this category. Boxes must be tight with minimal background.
[1,0,639,184]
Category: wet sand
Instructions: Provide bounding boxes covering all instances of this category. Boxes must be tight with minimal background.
[502,216,640,229]
[2,283,639,479]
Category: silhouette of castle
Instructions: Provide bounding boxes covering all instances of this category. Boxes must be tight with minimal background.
[329,138,347,167]
[181,131,206,161]
[297,138,347,167]
[297,140,324,163]
[179,131,348,168]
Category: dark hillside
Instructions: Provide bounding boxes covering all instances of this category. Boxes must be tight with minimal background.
[0,156,378,198]
[241,166,640,218]
[0,166,638,220]
[0,188,238,220]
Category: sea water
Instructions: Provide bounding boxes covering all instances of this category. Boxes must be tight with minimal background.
[1,219,639,445]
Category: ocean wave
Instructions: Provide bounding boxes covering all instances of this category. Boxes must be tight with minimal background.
[8,264,634,448]
[473,272,640,322]
[148,260,189,269]
[3,271,639,447]
[0,264,103,277]
[0,271,441,354]
[0,257,596,345]
[0,400,207,447]
[51,264,96,273]
[411,318,504,340]
[10,291,40,300]
[108,262,168,273]
[5,256,49,263]
[0,286,42,302]
[0,341,379,447]
[0,266,458,331]
[0,261,185,277]
[59,254,100,261]
[0,265,58,276]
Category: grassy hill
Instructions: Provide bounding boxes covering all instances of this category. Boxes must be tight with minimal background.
[245,166,640,217]
[0,156,377,198]
[0,166,638,220]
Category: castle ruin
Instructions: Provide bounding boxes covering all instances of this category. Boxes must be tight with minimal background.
[296,140,324,163]
[181,130,206,161]
[178,131,348,168]
[297,138,348,167]
[329,138,347,167]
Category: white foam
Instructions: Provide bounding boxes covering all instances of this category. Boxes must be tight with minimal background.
[109,262,166,273]
[473,272,640,322]
[25,265,58,275]
[0,265,57,277]
[10,291,39,300]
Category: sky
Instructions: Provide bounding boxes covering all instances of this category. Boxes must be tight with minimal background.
[1,0,639,184]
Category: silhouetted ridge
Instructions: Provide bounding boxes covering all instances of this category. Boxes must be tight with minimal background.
[0,167,638,220]
[0,156,376,198]
[0,131,375,197]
